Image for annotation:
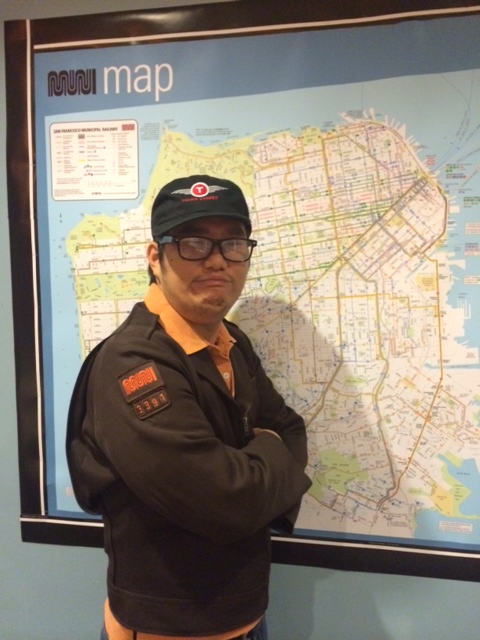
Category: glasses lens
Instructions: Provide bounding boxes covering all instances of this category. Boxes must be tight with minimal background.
[178,237,211,259]
[221,239,252,262]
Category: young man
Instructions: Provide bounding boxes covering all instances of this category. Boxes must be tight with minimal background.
[67,174,311,640]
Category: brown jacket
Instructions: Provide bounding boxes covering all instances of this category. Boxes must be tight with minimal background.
[67,302,311,636]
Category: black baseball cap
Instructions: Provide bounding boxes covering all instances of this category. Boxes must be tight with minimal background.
[151,174,252,238]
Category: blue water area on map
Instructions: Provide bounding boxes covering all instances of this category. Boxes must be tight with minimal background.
[440,189,480,357]
[414,512,479,545]
[448,261,480,356]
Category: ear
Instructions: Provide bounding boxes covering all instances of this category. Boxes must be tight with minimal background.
[146,241,161,280]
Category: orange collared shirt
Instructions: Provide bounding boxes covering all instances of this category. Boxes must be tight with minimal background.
[104,284,260,640]
[145,283,235,394]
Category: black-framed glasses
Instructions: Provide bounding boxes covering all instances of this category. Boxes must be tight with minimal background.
[157,236,257,262]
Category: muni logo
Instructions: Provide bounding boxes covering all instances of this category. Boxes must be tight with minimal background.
[48,69,97,97]
[122,365,158,397]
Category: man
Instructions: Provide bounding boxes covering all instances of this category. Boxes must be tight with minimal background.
[67,174,311,640]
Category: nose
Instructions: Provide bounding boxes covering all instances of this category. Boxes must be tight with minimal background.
[204,243,227,268]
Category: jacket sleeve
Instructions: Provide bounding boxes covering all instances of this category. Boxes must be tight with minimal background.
[82,324,311,546]
[234,330,310,534]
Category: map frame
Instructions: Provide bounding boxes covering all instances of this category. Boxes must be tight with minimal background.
[5,0,480,581]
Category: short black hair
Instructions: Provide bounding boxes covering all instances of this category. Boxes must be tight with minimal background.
[148,264,155,284]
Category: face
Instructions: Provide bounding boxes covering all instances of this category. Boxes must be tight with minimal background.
[147,216,250,338]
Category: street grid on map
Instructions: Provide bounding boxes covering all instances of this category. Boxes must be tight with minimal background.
[65,115,480,546]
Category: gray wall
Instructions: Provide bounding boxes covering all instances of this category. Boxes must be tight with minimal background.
[1,1,479,638]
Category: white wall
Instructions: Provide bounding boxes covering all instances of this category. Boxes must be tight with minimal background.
[1,2,479,638]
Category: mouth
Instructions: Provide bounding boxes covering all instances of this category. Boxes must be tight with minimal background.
[195,277,231,287]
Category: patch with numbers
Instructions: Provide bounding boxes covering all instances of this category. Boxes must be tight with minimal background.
[132,389,171,420]
[118,361,171,419]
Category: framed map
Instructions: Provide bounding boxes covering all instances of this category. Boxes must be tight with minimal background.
[5,0,480,580]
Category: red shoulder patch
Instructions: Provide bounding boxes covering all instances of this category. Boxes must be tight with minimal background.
[118,361,171,419]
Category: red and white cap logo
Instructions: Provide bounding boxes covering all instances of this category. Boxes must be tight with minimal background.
[190,182,209,197]
[171,183,228,198]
